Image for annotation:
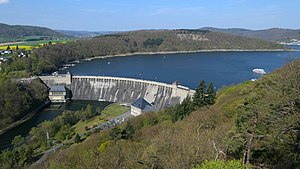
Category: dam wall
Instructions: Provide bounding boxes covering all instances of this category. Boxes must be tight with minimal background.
[38,74,195,110]
[70,76,195,110]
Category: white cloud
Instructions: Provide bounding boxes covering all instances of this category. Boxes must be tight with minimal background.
[0,0,10,4]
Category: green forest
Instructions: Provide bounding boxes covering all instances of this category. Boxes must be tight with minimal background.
[0,79,48,131]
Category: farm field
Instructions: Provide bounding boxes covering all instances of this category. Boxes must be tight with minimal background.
[0,36,71,50]
[0,45,37,50]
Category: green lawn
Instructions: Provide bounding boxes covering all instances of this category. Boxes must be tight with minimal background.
[73,104,130,134]
[102,104,130,118]
[73,117,106,134]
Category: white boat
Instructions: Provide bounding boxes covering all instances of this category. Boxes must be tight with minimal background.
[253,69,266,74]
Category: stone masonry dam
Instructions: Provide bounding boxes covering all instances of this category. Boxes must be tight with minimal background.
[39,74,195,110]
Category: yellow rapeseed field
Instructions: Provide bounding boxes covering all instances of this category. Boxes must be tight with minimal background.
[0,45,38,50]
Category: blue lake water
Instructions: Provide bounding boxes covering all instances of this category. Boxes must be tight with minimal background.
[69,46,300,89]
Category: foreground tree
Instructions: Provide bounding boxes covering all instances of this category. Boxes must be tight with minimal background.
[171,96,194,121]
[193,80,206,107]
[194,160,250,169]
[121,122,135,140]
[12,135,25,148]
[205,82,216,105]
[83,104,93,121]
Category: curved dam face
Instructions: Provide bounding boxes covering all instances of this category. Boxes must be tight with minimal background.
[38,74,195,110]
[70,76,194,110]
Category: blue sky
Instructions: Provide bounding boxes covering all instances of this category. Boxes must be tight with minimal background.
[0,0,299,31]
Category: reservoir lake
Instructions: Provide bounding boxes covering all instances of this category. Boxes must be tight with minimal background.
[69,47,300,89]
[0,46,299,151]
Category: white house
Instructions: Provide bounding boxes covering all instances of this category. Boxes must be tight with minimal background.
[130,98,154,116]
[0,56,7,62]
[3,50,12,55]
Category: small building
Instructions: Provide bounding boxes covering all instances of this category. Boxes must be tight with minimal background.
[131,98,154,116]
[2,50,12,55]
[49,86,67,103]
[18,52,26,57]
[0,56,7,62]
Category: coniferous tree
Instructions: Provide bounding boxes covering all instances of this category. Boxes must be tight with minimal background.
[109,127,122,140]
[121,122,135,140]
[171,96,194,122]
[193,80,206,107]
[83,104,93,121]
[205,82,216,105]
[181,96,194,117]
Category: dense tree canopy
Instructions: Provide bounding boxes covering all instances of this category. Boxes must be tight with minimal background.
[0,79,48,130]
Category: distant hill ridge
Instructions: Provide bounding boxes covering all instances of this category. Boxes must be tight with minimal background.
[200,27,300,42]
[0,23,65,38]
[56,30,119,38]
[1,22,299,42]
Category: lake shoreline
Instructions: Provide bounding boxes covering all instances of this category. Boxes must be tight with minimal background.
[83,48,291,61]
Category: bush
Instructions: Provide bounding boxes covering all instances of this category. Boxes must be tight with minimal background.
[194,160,251,169]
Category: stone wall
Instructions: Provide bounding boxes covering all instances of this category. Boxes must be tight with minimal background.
[39,73,72,87]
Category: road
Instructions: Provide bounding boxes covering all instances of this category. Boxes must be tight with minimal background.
[32,111,133,166]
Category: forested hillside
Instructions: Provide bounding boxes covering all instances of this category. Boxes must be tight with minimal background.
[32,29,286,73]
[201,27,300,42]
[0,23,65,40]
[0,79,48,131]
[30,59,300,169]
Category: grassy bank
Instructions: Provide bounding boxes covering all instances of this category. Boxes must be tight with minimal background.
[73,104,129,134]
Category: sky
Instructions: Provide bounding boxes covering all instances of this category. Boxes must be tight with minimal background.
[0,0,299,31]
